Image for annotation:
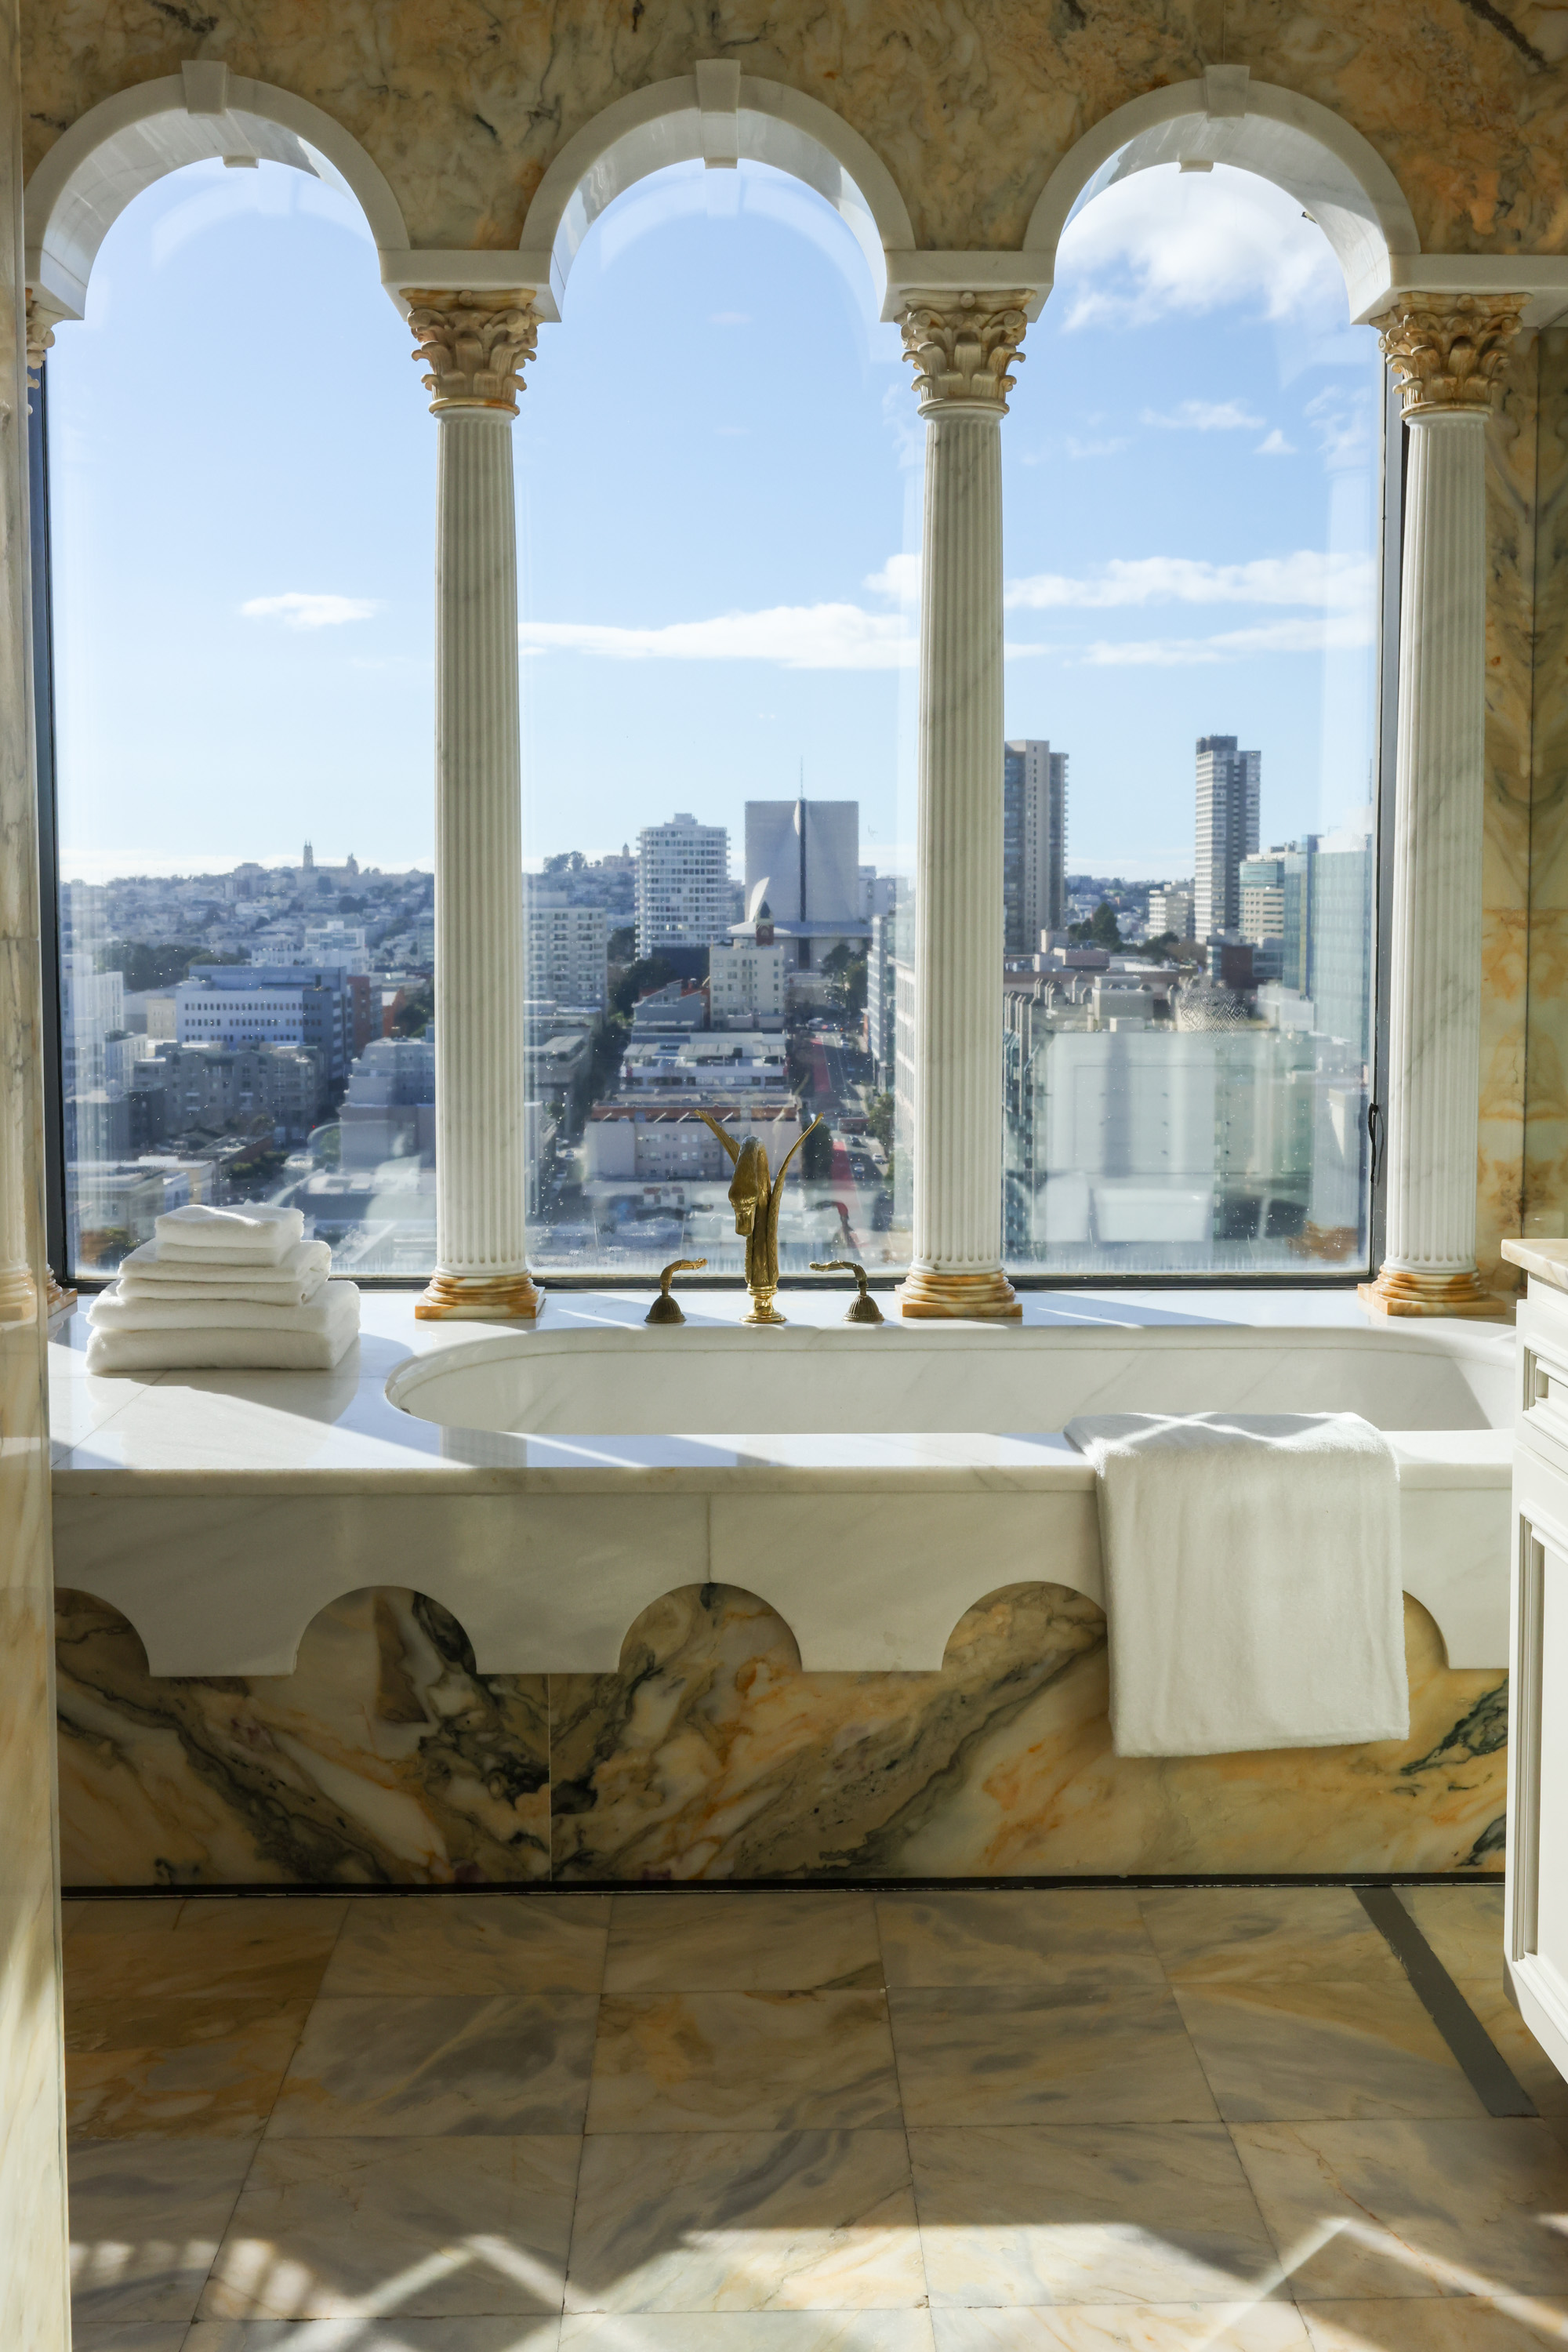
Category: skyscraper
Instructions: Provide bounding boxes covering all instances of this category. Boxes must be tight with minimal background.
[635,814,732,960]
[1193,735,1261,943]
[1003,740,1068,953]
[743,799,860,969]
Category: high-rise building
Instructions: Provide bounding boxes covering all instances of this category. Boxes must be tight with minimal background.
[1193,735,1261,942]
[1147,886,1193,942]
[1308,831,1374,1060]
[523,887,608,1011]
[1003,740,1068,952]
[635,814,732,960]
[744,799,860,969]
[710,935,787,1029]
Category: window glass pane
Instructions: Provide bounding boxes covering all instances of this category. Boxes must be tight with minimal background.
[514,162,913,1278]
[1000,163,1381,1276]
[51,161,435,1279]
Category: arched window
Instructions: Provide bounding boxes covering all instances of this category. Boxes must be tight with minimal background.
[1001,158,1383,1274]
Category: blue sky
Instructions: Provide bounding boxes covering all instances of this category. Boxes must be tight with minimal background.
[49,152,1380,887]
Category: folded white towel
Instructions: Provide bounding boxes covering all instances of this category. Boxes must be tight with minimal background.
[89,1280,357,1335]
[116,1238,331,1307]
[1065,1410,1408,1759]
[84,1282,360,1372]
[154,1203,305,1262]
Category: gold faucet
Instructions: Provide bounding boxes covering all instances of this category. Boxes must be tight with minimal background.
[646,1258,707,1325]
[810,1259,885,1324]
[694,1110,822,1324]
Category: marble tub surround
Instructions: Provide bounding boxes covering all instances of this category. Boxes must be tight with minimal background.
[57,1883,1568,2341]
[898,294,1026,1323]
[55,1573,1508,1888]
[1361,296,1529,1322]
[414,290,543,1325]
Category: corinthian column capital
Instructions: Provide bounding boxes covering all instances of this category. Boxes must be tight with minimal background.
[1375,294,1526,420]
[407,289,539,416]
[24,292,55,387]
[900,292,1029,415]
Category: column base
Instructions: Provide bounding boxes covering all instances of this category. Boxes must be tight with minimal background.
[1357,1265,1508,1320]
[898,1267,1022,1320]
[416,1270,544,1323]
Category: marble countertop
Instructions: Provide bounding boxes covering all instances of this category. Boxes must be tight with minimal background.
[46,1285,1515,1496]
[1502,1238,1568,1294]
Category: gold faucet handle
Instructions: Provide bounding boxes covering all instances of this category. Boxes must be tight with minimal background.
[809,1259,885,1325]
[646,1258,708,1325]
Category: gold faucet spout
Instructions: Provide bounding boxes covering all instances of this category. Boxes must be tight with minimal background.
[694,1110,823,1324]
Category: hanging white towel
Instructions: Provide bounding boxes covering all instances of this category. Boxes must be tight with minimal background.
[84,1282,360,1373]
[1064,1410,1408,1759]
[115,1238,331,1306]
[154,1203,305,1261]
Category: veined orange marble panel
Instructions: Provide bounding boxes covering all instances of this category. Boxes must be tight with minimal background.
[1528,329,1568,1240]
[1479,339,1536,1294]
[56,1580,1506,1886]
[20,0,1568,256]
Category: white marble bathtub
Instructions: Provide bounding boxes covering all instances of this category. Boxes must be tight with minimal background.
[49,1287,1515,1682]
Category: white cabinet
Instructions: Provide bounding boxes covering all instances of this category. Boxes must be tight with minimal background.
[1505,1255,1568,2083]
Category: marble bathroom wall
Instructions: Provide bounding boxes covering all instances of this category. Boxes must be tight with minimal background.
[56,1578,1507,1887]
[1526,328,1568,1237]
[1479,335,1539,1297]
[20,0,1568,260]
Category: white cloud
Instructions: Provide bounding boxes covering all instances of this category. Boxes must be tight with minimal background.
[517,601,916,670]
[1142,399,1265,432]
[1004,550,1373,613]
[1255,429,1298,456]
[863,552,920,604]
[1079,612,1375,666]
[1065,434,1131,459]
[1055,163,1346,331]
[241,592,380,629]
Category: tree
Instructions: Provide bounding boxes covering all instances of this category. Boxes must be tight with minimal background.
[821,942,868,1019]
[607,924,636,965]
[100,942,245,991]
[611,955,675,1021]
[1068,901,1123,951]
[803,1120,835,1179]
[865,1091,895,1151]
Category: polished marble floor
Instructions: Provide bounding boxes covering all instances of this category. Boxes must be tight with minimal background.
[62,1883,1568,2350]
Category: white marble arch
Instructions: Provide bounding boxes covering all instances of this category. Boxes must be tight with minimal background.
[1023,68,1568,331]
[24,62,407,324]
[504,65,917,323]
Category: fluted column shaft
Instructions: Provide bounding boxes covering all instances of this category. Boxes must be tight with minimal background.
[898,294,1027,1320]
[1361,295,1525,1320]
[409,292,543,1322]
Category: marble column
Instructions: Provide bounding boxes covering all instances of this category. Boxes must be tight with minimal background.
[408,292,543,1321]
[1360,295,1527,1319]
[0,0,71,2333]
[898,293,1026,1319]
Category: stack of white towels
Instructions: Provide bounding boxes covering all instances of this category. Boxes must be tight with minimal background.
[85,1203,361,1374]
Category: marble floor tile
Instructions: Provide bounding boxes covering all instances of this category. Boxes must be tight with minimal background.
[931,2307,1312,2347]
[565,2129,924,2311]
[561,2318,937,2348]
[1299,2298,1568,2345]
[909,2123,1284,2308]
[888,1986,1219,2127]
[67,1998,310,2139]
[1140,1892,1406,1988]
[1399,1886,1508,1988]
[1231,2119,1568,2301]
[71,2329,191,2350]
[69,2136,260,2324]
[187,2321,563,2347]
[66,1900,346,2005]
[197,2135,579,2318]
[603,1893,883,1992]
[1173,1980,1485,2122]
[64,1899,183,1939]
[1456,1981,1568,2118]
[320,1895,612,1997]
[586,1991,902,2132]
[267,1994,597,2136]
[876,1892,1163,1991]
